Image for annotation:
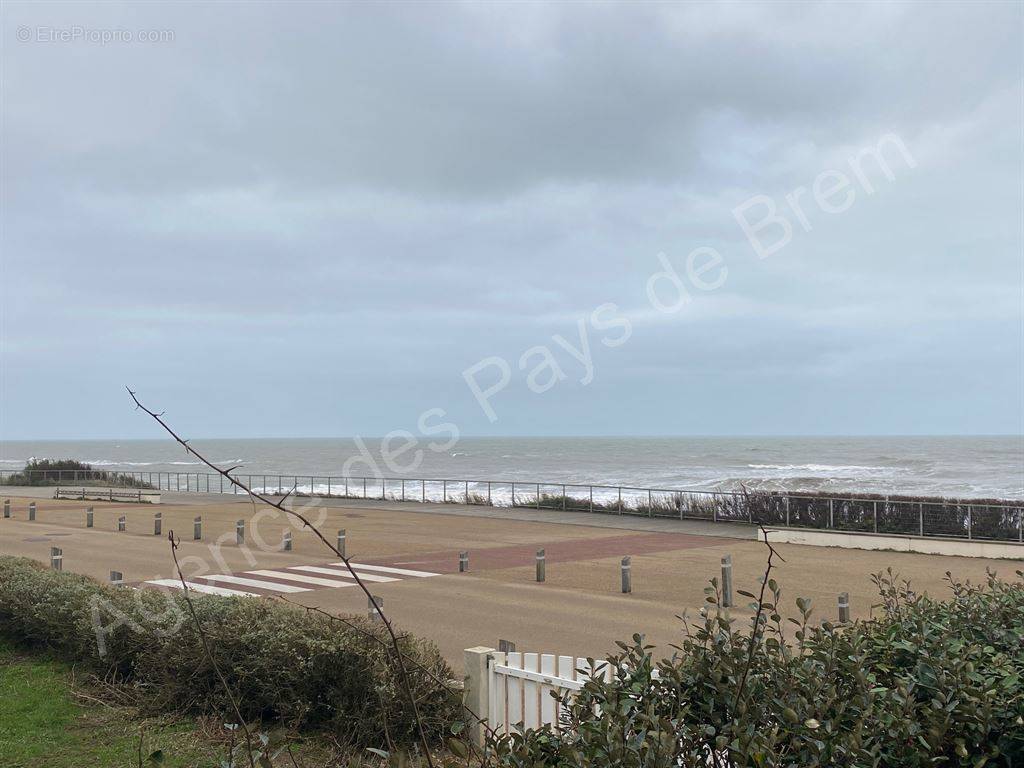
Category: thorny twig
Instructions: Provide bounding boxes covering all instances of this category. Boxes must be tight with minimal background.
[731,521,784,713]
[168,531,257,768]
[127,387,437,768]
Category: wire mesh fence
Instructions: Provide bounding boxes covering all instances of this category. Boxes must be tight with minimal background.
[3,468,1022,543]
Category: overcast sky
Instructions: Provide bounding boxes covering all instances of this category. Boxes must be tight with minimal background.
[1,1,1021,440]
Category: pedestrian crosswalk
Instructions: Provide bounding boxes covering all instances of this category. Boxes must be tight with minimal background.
[143,561,440,597]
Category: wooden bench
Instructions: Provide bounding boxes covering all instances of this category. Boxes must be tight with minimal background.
[54,487,161,504]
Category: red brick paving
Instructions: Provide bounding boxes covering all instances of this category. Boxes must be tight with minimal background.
[364,531,730,574]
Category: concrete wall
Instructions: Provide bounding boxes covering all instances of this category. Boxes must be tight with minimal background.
[763,527,1024,560]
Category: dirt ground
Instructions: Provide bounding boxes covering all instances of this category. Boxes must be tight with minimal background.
[1,494,1020,666]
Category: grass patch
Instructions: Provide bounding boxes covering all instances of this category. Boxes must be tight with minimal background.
[0,639,216,767]
[0,640,353,767]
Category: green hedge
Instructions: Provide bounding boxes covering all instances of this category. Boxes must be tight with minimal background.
[1,458,155,488]
[493,568,1024,767]
[0,556,459,748]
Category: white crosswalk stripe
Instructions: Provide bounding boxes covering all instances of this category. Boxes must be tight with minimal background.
[340,563,440,578]
[145,578,258,597]
[246,569,358,588]
[144,562,440,597]
[204,574,312,593]
[288,565,400,582]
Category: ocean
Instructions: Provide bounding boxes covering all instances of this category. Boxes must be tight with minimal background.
[1,436,1021,501]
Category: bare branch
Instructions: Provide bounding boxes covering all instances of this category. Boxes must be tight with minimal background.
[127,387,438,766]
[168,531,257,768]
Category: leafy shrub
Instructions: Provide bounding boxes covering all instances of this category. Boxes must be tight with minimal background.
[0,556,459,748]
[1,458,155,488]
[490,568,1024,767]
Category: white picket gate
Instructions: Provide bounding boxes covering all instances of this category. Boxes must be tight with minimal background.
[486,651,613,735]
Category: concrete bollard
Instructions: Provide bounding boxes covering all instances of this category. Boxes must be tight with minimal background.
[117,515,126,532]
[50,547,63,571]
[193,516,202,540]
[109,571,124,587]
[235,520,244,545]
[536,548,546,582]
[459,551,469,572]
[368,595,384,621]
[283,531,292,551]
[838,592,850,624]
[153,511,162,536]
[28,502,36,521]
[621,556,632,594]
[3,499,9,518]
[337,529,346,558]
[721,555,733,608]
[86,507,94,528]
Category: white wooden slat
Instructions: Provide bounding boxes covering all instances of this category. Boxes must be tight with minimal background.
[540,654,556,728]
[488,651,506,737]
[507,652,523,732]
[522,653,540,730]
[556,655,574,733]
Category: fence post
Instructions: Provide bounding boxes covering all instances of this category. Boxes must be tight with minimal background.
[589,485,593,514]
[3,499,9,518]
[621,556,632,594]
[117,515,126,532]
[873,500,877,533]
[422,479,425,503]
[368,595,383,621]
[283,531,292,551]
[193,516,202,540]
[459,551,469,572]
[337,529,346,558]
[109,571,124,586]
[444,480,447,503]
[153,511,162,536]
[536,484,540,509]
[828,499,833,528]
[837,592,850,624]
[463,646,497,748]
[648,489,653,517]
[536,549,546,582]
[236,520,244,545]
[967,504,972,540]
[50,547,63,571]
[918,502,924,537]
[562,485,566,511]
[28,502,36,521]
[1019,507,1023,543]
[721,555,733,608]
[488,481,491,506]
[401,479,405,501]
[85,507,93,528]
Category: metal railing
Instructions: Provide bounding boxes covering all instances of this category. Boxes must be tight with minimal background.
[2,468,1022,543]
